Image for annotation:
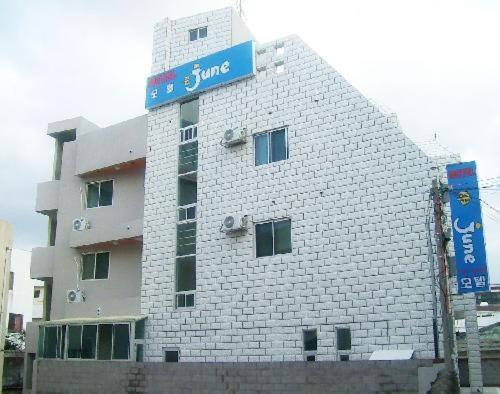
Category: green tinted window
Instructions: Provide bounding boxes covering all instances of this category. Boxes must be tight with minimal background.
[95,252,110,279]
[81,325,97,359]
[178,142,198,174]
[176,256,196,292]
[254,133,269,166]
[178,177,197,206]
[97,324,113,360]
[99,180,113,206]
[180,98,199,128]
[135,319,145,340]
[87,183,99,208]
[176,222,196,256]
[112,324,130,360]
[270,128,287,162]
[82,254,95,280]
[255,222,273,257]
[67,325,82,358]
[274,219,292,255]
[303,329,317,351]
[44,326,58,359]
[337,328,351,351]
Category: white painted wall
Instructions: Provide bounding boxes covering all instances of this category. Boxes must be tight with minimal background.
[142,8,439,362]
[7,249,43,329]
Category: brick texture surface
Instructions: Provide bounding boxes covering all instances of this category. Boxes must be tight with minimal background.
[142,7,438,362]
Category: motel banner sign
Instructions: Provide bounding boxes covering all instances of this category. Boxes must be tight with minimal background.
[447,161,490,294]
[145,41,255,109]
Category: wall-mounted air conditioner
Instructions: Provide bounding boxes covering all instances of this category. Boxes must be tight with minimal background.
[72,217,91,231]
[223,129,247,147]
[222,214,249,233]
[67,289,86,303]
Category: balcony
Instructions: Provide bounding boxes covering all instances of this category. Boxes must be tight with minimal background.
[31,246,54,280]
[35,180,60,214]
[75,115,147,176]
[69,218,143,248]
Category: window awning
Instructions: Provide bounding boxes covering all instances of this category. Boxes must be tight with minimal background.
[38,315,147,326]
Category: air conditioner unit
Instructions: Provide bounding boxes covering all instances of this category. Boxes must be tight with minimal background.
[223,128,247,147]
[67,289,86,303]
[222,214,249,233]
[72,217,91,231]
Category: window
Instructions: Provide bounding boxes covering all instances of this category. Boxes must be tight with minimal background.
[81,325,97,359]
[254,127,288,166]
[255,219,291,258]
[112,324,130,360]
[336,327,351,351]
[180,98,199,129]
[177,98,199,309]
[86,180,113,208]
[178,142,198,174]
[340,354,349,361]
[49,215,57,246]
[176,256,196,308]
[303,329,317,361]
[44,326,58,359]
[276,43,285,56]
[34,289,41,298]
[176,223,196,256]
[178,205,196,222]
[189,26,207,41]
[40,322,134,360]
[165,349,179,362]
[8,313,23,332]
[67,325,82,358]
[135,319,145,362]
[82,252,110,280]
[9,272,14,290]
[98,324,113,360]
[178,177,197,206]
[275,61,285,74]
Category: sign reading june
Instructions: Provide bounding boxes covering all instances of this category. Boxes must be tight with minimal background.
[447,161,490,294]
[145,41,255,109]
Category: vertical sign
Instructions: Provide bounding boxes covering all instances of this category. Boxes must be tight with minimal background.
[447,161,490,294]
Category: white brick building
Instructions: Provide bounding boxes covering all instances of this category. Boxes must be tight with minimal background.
[142,7,440,362]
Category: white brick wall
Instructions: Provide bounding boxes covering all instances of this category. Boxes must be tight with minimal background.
[142,7,439,362]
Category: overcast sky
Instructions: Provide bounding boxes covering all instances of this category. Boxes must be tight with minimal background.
[1,0,499,281]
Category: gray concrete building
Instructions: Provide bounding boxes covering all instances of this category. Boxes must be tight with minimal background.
[26,6,455,390]
[25,116,147,390]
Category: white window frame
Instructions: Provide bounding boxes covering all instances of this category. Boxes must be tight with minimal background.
[81,251,111,281]
[178,203,197,223]
[254,126,289,166]
[254,218,292,258]
[179,124,198,144]
[85,179,114,209]
[189,26,207,42]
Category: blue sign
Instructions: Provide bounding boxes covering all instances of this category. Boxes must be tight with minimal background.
[447,161,490,294]
[145,41,255,109]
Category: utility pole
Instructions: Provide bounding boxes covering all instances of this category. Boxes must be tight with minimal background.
[431,179,455,368]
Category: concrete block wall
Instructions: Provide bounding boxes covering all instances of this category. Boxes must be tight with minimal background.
[34,359,435,394]
[453,293,483,391]
[142,8,438,362]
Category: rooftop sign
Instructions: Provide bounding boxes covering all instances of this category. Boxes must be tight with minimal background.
[145,41,255,109]
[447,161,490,294]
